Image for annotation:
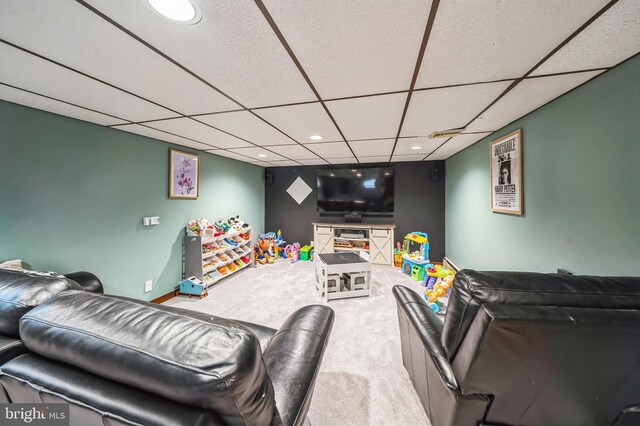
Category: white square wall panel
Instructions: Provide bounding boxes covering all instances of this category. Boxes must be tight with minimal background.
[416,0,609,88]
[253,103,343,143]
[326,93,407,141]
[0,43,175,122]
[401,81,512,137]
[0,0,240,116]
[466,70,604,133]
[265,145,320,160]
[147,118,252,149]
[196,111,295,146]
[262,0,431,98]
[532,0,640,76]
[349,139,396,157]
[115,124,213,150]
[0,84,125,126]
[82,0,316,108]
[307,142,355,159]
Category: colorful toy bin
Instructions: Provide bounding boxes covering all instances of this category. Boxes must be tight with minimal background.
[300,245,313,261]
[401,232,430,280]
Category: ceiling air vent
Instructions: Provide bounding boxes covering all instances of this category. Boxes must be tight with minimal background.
[428,128,465,139]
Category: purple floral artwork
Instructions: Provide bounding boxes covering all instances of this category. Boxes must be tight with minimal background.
[170,150,199,198]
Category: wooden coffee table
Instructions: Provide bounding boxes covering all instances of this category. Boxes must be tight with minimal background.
[315,252,372,302]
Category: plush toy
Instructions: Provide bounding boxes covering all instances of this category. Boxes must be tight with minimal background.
[258,238,274,264]
[254,243,266,265]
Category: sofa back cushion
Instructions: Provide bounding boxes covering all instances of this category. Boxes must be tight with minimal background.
[19,291,275,425]
[0,268,82,337]
[442,269,640,360]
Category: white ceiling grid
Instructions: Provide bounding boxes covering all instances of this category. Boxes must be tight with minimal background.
[0,0,637,167]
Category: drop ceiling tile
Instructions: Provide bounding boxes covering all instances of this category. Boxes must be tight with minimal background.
[402,81,512,136]
[298,158,330,165]
[466,70,604,132]
[393,137,443,156]
[227,147,287,162]
[307,142,354,159]
[532,0,640,75]
[0,1,240,116]
[268,160,301,167]
[82,0,315,108]
[262,0,430,98]
[0,84,125,126]
[196,111,295,146]
[253,102,343,143]
[147,118,252,149]
[416,0,609,87]
[433,133,492,157]
[326,93,406,140]
[358,156,391,163]
[206,150,256,163]
[114,124,212,150]
[249,161,273,167]
[391,154,427,162]
[349,139,395,157]
[425,152,450,160]
[327,157,358,164]
[0,43,176,122]
[265,144,319,160]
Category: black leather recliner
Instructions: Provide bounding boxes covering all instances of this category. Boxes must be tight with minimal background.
[0,268,103,402]
[393,269,640,426]
[1,285,334,425]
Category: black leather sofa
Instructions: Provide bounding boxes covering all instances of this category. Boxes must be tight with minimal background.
[0,270,334,426]
[393,269,640,426]
[0,268,103,402]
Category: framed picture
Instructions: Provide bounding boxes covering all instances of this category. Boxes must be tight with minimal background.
[169,149,199,199]
[490,129,522,215]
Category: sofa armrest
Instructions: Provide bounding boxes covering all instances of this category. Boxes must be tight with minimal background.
[64,271,103,293]
[263,305,334,426]
[392,285,459,390]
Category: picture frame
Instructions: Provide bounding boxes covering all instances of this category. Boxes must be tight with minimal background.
[169,149,199,199]
[490,129,522,215]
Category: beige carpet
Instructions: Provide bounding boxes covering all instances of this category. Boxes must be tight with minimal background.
[165,259,430,426]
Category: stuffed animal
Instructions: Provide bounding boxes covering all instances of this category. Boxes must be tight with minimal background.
[258,238,274,264]
[254,243,266,265]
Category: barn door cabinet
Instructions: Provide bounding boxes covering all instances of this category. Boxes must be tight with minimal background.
[312,223,395,266]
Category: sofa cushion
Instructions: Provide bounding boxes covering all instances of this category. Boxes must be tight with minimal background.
[442,269,640,360]
[19,291,275,425]
[0,268,82,338]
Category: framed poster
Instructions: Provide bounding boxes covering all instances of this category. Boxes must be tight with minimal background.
[490,129,522,215]
[169,149,199,199]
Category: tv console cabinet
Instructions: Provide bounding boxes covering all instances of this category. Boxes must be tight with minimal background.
[312,223,395,266]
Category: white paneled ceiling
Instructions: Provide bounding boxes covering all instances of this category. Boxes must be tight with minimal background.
[466,71,605,133]
[415,0,609,88]
[196,111,295,146]
[402,82,512,137]
[531,0,640,76]
[326,93,407,141]
[253,103,343,143]
[262,0,431,99]
[1,0,637,166]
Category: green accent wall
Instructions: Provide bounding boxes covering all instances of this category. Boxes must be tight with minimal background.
[445,56,640,275]
[0,101,265,299]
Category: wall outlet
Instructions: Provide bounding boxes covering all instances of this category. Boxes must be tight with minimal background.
[144,280,152,293]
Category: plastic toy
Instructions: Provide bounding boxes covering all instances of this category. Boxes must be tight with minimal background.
[175,276,208,299]
[300,245,313,261]
[284,242,301,263]
[394,241,406,268]
[411,264,425,281]
[401,232,430,278]
[424,270,456,313]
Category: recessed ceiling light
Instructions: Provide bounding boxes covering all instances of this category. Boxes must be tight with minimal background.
[258,154,267,158]
[356,173,362,177]
[351,169,357,172]
[309,134,324,141]
[329,173,335,177]
[411,145,423,150]
[147,0,200,23]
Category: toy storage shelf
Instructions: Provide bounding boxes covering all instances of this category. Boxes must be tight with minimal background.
[183,228,253,288]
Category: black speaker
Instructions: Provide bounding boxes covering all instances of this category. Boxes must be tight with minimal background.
[266,172,273,184]
[430,167,442,182]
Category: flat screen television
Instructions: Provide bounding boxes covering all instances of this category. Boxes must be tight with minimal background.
[317,167,394,215]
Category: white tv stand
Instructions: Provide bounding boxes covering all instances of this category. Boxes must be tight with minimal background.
[312,223,395,266]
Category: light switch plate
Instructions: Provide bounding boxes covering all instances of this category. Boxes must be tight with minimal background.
[144,280,152,293]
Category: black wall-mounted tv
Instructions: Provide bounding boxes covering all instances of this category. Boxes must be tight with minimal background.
[317,167,394,215]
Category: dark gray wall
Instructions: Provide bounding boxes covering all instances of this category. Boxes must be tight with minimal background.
[265,161,446,262]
